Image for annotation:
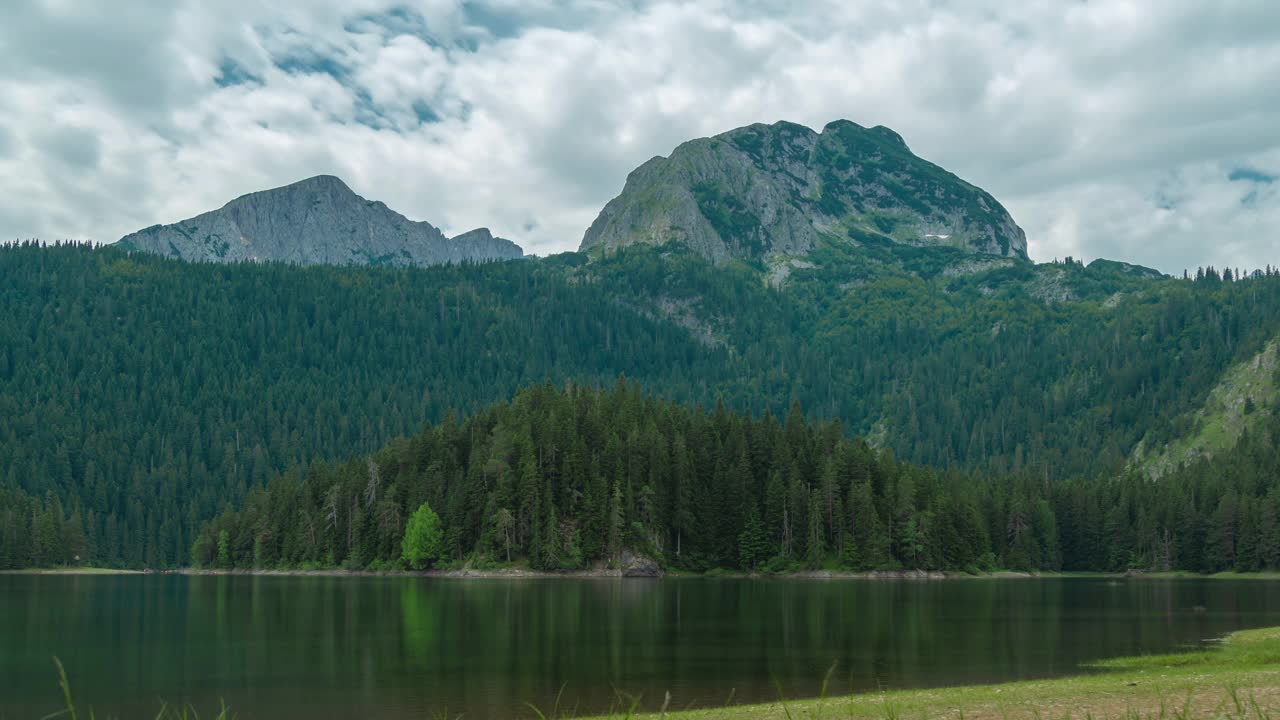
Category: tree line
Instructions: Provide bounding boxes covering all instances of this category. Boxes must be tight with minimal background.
[0,487,89,568]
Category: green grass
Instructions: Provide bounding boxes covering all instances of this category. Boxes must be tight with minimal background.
[0,567,144,575]
[44,657,232,720]
[1137,571,1280,581]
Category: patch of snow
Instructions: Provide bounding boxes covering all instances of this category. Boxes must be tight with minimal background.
[924,233,951,240]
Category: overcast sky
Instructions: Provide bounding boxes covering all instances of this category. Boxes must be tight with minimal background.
[2,1,1278,273]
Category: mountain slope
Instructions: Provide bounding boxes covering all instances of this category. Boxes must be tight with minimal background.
[2,244,1279,568]
[116,175,523,267]
[581,120,1026,264]
[0,243,729,567]
[1131,339,1279,479]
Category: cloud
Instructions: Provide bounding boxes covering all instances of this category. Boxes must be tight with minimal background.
[0,126,15,159]
[0,0,1278,273]
[1230,167,1276,185]
[1012,156,1280,274]
[38,125,102,170]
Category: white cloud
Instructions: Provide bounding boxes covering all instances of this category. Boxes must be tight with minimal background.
[0,0,1278,272]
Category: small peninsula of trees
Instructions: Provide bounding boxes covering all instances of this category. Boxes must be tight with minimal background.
[188,382,1280,575]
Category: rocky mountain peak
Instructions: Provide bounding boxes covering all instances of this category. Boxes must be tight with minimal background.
[117,176,523,267]
[580,119,1027,264]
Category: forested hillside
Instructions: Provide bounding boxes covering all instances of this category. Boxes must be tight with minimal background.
[0,243,728,567]
[181,382,1280,574]
[1,241,1279,569]
[1057,408,1280,573]
[579,244,1280,478]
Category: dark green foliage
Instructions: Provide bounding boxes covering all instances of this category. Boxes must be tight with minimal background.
[815,170,849,217]
[729,130,765,161]
[690,181,765,254]
[190,382,1280,574]
[1088,411,1280,574]
[0,487,87,568]
[845,225,896,248]
[818,120,1017,256]
[0,242,734,567]
[871,214,899,234]
[3,242,1280,572]
[192,381,1008,571]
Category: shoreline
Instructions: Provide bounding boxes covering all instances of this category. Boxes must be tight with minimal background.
[0,567,146,575]
[595,626,1280,720]
[7,566,1280,580]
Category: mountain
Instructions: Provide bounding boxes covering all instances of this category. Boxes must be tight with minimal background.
[3,241,1278,571]
[581,120,1026,264]
[116,175,523,267]
[4,119,1280,574]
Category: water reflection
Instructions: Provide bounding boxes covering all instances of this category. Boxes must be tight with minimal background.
[2,576,1278,719]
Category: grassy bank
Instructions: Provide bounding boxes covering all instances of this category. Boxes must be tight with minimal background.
[0,567,143,575]
[580,627,1280,720]
[1135,571,1280,581]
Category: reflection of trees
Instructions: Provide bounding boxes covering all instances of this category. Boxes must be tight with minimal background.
[11,576,1280,718]
[400,579,441,669]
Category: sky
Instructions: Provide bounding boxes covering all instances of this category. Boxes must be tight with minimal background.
[2,0,1278,274]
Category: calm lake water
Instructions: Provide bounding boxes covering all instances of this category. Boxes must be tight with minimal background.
[3,575,1280,719]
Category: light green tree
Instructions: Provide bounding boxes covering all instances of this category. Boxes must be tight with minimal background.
[402,501,444,570]
[216,529,231,569]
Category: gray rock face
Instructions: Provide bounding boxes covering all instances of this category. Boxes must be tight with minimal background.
[581,120,1027,263]
[618,550,664,578]
[117,175,523,267]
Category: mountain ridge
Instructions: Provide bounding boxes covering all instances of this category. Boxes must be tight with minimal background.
[117,175,524,267]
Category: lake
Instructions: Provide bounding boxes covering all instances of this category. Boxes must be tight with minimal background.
[3,575,1279,719]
